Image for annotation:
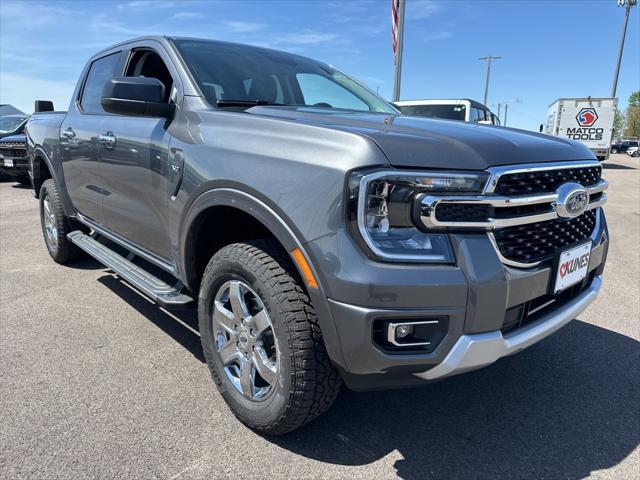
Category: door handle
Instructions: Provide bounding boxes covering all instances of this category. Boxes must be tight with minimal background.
[61,127,76,139]
[99,132,117,148]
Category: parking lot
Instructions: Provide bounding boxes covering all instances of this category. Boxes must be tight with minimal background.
[0,155,638,480]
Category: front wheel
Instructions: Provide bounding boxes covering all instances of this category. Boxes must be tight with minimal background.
[611,148,618,154]
[198,240,341,434]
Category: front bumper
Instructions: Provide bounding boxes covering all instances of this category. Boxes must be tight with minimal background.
[416,275,601,381]
[0,156,29,178]
[307,211,608,391]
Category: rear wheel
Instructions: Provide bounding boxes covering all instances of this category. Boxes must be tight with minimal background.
[611,148,618,154]
[198,240,341,434]
[39,179,83,263]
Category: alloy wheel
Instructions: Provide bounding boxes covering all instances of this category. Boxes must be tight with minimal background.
[212,280,279,401]
[42,194,58,249]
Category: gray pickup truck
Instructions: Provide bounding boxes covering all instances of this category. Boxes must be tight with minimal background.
[26,36,609,434]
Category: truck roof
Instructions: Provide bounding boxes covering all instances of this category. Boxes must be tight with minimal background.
[92,35,319,63]
[548,97,617,108]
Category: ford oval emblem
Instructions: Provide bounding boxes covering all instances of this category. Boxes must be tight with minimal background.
[556,183,589,219]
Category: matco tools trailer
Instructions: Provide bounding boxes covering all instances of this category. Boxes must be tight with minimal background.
[546,97,617,161]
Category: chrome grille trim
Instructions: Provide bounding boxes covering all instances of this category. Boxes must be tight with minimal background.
[483,160,602,193]
[420,179,607,229]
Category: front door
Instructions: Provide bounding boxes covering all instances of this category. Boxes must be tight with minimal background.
[98,47,179,260]
[97,116,173,259]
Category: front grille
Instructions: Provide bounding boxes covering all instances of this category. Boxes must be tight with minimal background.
[0,147,27,158]
[420,162,606,267]
[494,166,601,195]
[435,203,490,222]
[493,210,597,264]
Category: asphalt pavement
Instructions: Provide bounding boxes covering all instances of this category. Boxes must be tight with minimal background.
[1,154,638,480]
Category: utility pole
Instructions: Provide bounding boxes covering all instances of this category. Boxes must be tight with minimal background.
[611,0,637,98]
[479,55,501,106]
[499,98,521,127]
[392,0,406,101]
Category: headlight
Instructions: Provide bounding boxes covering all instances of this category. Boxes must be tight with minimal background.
[347,170,489,262]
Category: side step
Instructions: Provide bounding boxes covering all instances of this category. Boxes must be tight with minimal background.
[67,231,194,309]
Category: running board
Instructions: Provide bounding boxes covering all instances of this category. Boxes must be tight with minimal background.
[67,231,194,309]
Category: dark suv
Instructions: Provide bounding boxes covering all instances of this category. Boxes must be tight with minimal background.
[610,139,639,154]
[0,115,29,182]
[26,36,608,434]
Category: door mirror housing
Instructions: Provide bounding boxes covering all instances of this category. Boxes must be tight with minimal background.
[101,77,175,118]
[35,100,54,113]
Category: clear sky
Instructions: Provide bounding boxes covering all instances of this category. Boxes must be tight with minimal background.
[1,0,638,131]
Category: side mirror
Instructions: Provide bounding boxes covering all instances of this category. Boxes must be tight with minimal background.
[101,77,175,118]
[35,100,54,112]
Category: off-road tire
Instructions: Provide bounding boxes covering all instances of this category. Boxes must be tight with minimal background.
[198,240,341,435]
[39,179,84,263]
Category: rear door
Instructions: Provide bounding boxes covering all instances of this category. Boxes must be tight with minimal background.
[97,44,182,260]
[60,51,122,225]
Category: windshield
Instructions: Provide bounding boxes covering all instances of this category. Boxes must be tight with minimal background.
[397,104,466,121]
[0,116,27,133]
[173,39,397,114]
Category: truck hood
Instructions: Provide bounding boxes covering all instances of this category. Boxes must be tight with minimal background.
[247,106,595,170]
[0,134,26,144]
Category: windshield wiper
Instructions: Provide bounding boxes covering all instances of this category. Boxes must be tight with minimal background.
[216,99,283,107]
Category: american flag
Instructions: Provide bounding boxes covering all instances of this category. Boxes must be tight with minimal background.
[391,0,400,65]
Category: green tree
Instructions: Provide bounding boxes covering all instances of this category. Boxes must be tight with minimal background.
[623,91,640,139]
[613,110,624,139]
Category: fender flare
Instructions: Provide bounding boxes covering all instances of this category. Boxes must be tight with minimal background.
[29,147,56,195]
[30,146,76,217]
[178,187,347,369]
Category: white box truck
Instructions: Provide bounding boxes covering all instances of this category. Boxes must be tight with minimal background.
[546,97,617,161]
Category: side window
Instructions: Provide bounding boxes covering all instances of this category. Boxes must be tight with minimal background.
[470,107,483,123]
[296,73,368,111]
[126,50,174,103]
[80,53,121,114]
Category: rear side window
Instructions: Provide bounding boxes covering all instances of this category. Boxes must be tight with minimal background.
[80,52,121,114]
[399,104,466,121]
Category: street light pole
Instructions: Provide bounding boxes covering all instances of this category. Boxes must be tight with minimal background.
[392,0,406,102]
[479,55,501,106]
[611,0,637,98]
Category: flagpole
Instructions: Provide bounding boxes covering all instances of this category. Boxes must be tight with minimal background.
[392,0,406,101]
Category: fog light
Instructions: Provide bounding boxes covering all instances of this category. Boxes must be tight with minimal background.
[385,319,444,348]
[395,325,414,339]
